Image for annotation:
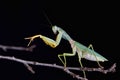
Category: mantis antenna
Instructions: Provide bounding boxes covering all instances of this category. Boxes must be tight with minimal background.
[43,11,53,28]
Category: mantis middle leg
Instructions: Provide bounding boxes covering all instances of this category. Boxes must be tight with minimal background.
[58,46,86,78]
[58,46,76,68]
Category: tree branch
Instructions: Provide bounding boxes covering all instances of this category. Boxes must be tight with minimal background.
[0,44,36,52]
[0,55,116,80]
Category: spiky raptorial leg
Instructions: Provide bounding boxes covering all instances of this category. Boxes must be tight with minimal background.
[88,44,104,68]
[25,35,41,46]
[25,32,63,48]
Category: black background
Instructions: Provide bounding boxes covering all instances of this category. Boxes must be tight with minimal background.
[0,0,119,80]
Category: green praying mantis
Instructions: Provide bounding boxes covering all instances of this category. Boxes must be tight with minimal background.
[25,18,108,78]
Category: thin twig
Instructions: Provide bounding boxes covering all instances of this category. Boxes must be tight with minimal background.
[23,62,35,74]
[0,44,36,52]
[0,55,116,80]
[67,64,116,74]
[63,68,88,80]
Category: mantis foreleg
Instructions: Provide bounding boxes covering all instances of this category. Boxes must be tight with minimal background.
[88,44,103,68]
[25,32,63,48]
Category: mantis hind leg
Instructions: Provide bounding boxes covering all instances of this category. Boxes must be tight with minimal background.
[88,44,103,68]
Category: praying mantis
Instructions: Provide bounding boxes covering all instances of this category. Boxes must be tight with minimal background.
[25,20,108,79]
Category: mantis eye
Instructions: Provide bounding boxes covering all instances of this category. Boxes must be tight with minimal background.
[52,25,58,34]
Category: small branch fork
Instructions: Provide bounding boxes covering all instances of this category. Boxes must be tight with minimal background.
[0,55,116,80]
[0,44,36,52]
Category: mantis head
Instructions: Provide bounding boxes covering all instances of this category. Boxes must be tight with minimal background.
[52,25,59,34]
